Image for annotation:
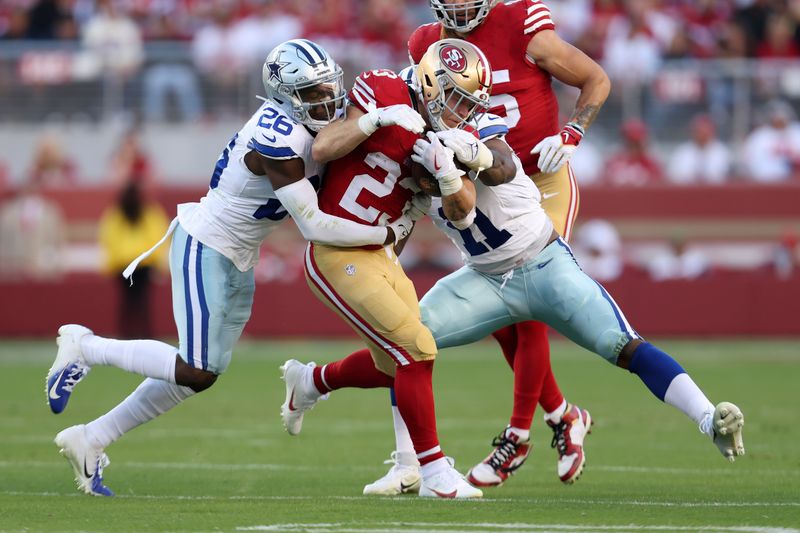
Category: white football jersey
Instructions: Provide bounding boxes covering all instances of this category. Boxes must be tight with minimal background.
[178,100,323,272]
[429,113,553,274]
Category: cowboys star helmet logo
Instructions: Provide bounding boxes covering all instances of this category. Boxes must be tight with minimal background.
[266,59,290,83]
[439,45,467,73]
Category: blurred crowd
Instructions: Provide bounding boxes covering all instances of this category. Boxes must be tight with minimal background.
[6,0,800,59]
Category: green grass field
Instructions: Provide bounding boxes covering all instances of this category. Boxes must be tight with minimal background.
[1,338,798,532]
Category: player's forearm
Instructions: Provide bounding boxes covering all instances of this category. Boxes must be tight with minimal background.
[568,68,610,131]
[274,179,389,246]
[441,177,476,229]
[311,120,369,164]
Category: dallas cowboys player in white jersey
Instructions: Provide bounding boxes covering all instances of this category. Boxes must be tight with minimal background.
[43,38,424,497]
[403,109,747,481]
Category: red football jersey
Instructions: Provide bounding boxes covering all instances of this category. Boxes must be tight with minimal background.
[408,0,559,175]
[318,70,420,240]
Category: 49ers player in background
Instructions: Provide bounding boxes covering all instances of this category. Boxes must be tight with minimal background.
[402,0,612,488]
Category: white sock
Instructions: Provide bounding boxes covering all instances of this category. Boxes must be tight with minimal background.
[663,373,715,436]
[544,399,568,424]
[508,426,530,441]
[420,457,449,478]
[81,335,178,383]
[85,378,195,449]
[392,405,419,467]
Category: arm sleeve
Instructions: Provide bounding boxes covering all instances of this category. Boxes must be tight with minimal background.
[274,178,389,247]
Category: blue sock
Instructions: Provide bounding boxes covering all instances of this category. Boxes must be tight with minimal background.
[628,342,686,401]
[389,387,397,406]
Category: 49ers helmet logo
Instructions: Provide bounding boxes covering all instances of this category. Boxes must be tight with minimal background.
[439,45,467,73]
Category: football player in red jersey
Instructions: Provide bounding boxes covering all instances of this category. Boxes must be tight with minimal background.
[279,39,522,498]
[406,0,611,487]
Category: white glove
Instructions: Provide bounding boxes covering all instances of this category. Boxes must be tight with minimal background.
[411,132,464,196]
[358,103,426,136]
[407,193,431,222]
[387,213,414,244]
[531,122,584,174]
[436,129,493,172]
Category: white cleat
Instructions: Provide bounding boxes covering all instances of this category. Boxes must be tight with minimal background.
[363,452,421,495]
[46,325,93,414]
[54,425,114,496]
[279,359,326,436]
[713,402,745,462]
[419,466,483,499]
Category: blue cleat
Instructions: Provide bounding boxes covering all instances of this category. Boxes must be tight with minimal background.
[54,425,114,497]
[46,325,92,414]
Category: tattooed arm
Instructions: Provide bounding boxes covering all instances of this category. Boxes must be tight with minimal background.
[526,30,610,131]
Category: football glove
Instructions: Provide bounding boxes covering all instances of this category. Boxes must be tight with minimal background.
[411,132,464,196]
[358,103,426,136]
[436,129,494,172]
[531,122,584,174]
[387,213,414,244]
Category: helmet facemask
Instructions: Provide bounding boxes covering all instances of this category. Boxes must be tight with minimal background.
[285,67,347,132]
[430,0,493,33]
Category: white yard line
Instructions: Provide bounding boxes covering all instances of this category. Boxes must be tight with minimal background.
[236,524,798,533]
[1,490,798,509]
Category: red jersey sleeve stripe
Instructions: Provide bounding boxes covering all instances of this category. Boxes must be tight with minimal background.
[350,87,375,110]
[524,18,555,34]
[354,77,376,98]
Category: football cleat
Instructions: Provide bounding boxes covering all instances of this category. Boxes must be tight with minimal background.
[54,425,114,497]
[712,402,745,462]
[467,427,531,487]
[363,451,422,495]
[547,403,592,484]
[279,359,326,436]
[419,466,483,499]
[46,324,93,414]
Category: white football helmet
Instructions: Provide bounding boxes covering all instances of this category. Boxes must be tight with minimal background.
[262,39,346,132]
[430,0,497,33]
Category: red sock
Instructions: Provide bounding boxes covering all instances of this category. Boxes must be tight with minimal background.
[491,325,518,370]
[394,360,444,466]
[508,321,551,430]
[312,349,393,393]
[538,365,565,414]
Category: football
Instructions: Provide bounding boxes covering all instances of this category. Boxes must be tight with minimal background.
[411,160,442,196]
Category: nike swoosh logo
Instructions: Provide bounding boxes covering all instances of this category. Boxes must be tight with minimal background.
[48,371,64,400]
[84,458,93,479]
[432,488,457,498]
[433,155,441,171]
[542,192,559,199]
[288,391,296,411]
[400,480,416,492]
[537,258,553,269]
[263,134,277,142]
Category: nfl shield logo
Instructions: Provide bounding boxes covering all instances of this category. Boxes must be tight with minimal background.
[345,264,356,276]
